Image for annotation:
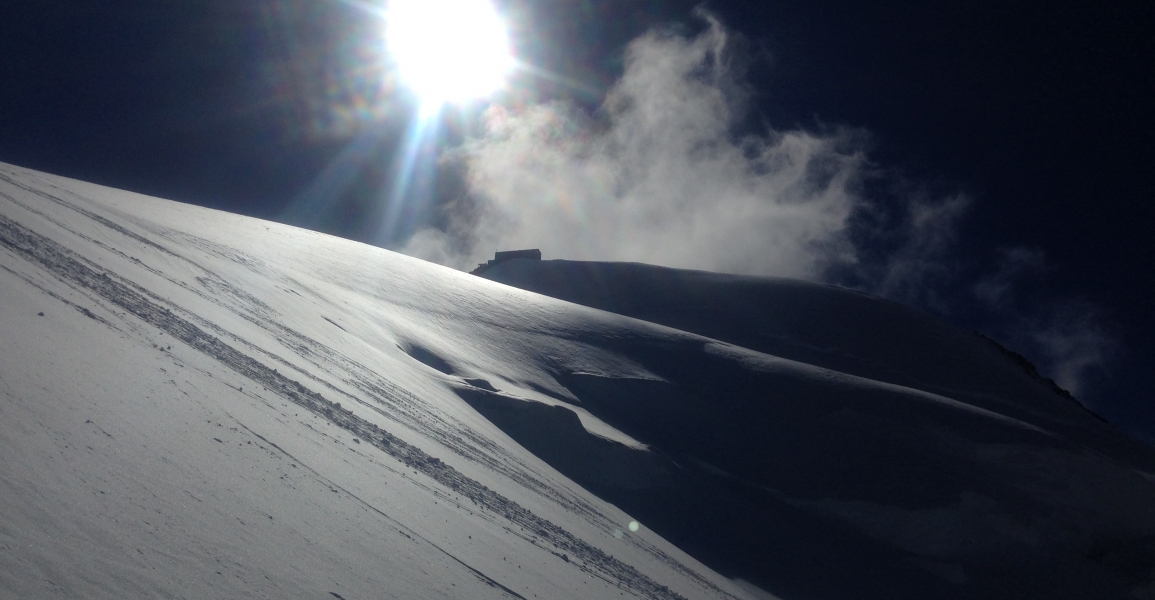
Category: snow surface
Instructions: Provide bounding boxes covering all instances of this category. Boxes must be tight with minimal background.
[2,161,1154,599]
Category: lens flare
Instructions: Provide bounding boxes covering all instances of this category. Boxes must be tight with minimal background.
[385,0,513,108]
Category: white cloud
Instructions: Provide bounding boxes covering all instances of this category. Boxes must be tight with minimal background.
[968,250,1115,399]
[862,194,971,313]
[972,247,1048,308]
[403,16,866,278]
[400,14,1118,402]
[1022,302,1117,398]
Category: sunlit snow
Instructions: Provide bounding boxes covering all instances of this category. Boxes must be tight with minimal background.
[2,162,1154,599]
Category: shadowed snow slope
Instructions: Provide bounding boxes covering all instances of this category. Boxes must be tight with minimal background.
[472,262,1155,599]
[1,162,1154,600]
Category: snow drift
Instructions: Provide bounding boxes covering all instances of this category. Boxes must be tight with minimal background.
[1,162,1153,599]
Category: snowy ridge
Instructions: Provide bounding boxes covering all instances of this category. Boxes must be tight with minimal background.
[2,162,1155,599]
[480,258,1155,471]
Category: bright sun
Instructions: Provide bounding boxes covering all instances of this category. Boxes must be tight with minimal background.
[385,0,514,108]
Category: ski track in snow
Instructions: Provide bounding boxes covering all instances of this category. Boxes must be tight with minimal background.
[0,167,741,600]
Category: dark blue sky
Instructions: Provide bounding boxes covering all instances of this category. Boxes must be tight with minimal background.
[1,0,1152,440]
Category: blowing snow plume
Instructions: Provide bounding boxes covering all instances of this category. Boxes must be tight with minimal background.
[403,17,866,278]
[402,15,1119,404]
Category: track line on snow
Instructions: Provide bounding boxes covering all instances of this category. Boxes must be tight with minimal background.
[0,171,739,599]
[0,211,726,600]
[0,176,604,521]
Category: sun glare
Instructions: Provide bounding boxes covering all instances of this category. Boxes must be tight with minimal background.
[385,0,514,109]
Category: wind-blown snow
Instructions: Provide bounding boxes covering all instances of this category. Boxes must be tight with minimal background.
[2,162,1154,600]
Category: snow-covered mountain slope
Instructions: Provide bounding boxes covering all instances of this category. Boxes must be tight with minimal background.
[0,163,749,600]
[2,162,1154,600]
[475,260,1155,599]
[479,259,1155,466]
